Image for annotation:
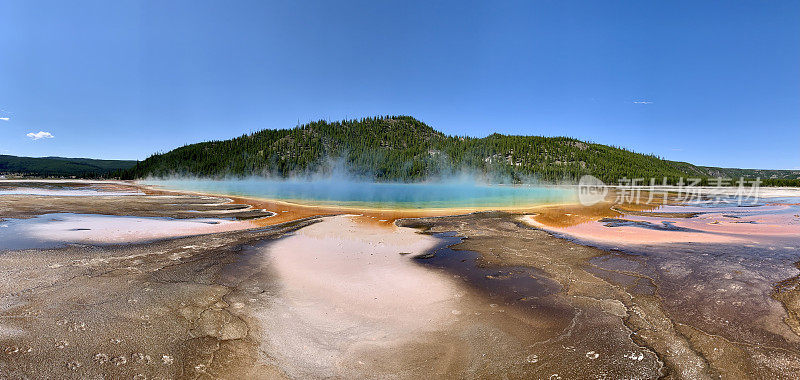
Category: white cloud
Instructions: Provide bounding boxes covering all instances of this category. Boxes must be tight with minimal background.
[26,131,54,140]
[0,117,9,121]
[633,101,653,104]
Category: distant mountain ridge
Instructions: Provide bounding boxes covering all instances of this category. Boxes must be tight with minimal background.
[120,115,798,185]
[0,155,136,178]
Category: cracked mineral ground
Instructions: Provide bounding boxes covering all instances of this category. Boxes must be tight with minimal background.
[1,180,800,379]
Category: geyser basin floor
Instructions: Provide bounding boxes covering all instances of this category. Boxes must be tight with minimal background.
[0,213,257,250]
[252,215,662,378]
[521,197,800,378]
[4,180,800,378]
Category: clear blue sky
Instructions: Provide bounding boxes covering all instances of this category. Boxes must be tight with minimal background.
[1,1,798,169]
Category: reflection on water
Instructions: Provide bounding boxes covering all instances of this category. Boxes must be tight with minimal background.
[141,178,576,209]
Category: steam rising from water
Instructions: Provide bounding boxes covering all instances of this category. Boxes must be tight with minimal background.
[141,176,576,209]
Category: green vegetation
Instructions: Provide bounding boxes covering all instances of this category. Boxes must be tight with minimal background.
[123,116,799,185]
[0,155,137,178]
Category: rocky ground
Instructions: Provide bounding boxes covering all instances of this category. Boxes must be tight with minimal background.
[0,184,311,379]
[1,181,800,379]
[400,210,800,378]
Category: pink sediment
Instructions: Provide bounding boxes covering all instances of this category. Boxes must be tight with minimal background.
[24,214,258,245]
[523,215,743,244]
[522,204,800,245]
[251,215,466,378]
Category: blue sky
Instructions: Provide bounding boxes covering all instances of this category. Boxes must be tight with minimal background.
[1,1,798,169]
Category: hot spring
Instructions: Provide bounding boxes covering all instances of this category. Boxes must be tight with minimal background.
[140,178,577,209]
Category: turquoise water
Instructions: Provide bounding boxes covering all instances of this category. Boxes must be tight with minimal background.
[141,178,577,209]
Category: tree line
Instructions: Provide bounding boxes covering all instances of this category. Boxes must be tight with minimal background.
[121,116,800,186]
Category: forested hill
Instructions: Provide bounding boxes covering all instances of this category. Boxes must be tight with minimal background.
[0,155,137,178]
[123,116,800,185]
